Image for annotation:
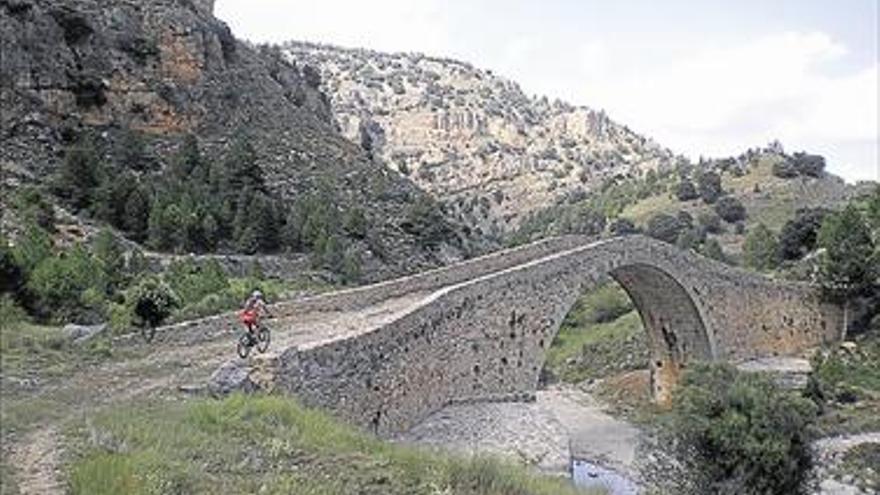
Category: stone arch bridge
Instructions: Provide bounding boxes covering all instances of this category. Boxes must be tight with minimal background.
[224,235,842,435]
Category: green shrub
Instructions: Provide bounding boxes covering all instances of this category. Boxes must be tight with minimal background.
[12,225,53,275]
[128,276,179,329]
[817,205,877,303]
[779,208,828,260]
[174,293,232,322]
[668,363,817,495]
[0,295,27,328]
[866,185,880,235]
[772,160,799,179]
[791,152,825,178]
[13,186,56,231]
[676,228,704,251]
[53,137,104,211]
[0,235,24,294]
[700,238,728,263]
[697,212,724,234]
[715,196,747,223]
[675,179,699,201]
[609,217,638,236]
[697,171,722,204]
[108,302,135,334]
[402,196,456,248]
[564,283,634,326]
[166,259,229,307]
[93,229,126,291]
[646,213,684,244]
[744,224,780,271]
[26,246,106,322]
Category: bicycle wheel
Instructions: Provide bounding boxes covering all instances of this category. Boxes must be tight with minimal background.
[141,325,156,343]
[237,333,251,359]
[256,326,271,353]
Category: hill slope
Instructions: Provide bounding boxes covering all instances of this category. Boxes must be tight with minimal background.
[0,0,467,279]
[283,41,676,239]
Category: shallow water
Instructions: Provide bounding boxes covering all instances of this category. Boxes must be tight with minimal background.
[571,459,639,495]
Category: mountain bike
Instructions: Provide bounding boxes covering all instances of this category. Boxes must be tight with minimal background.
[141,324,157,343]
[237,324,271,358]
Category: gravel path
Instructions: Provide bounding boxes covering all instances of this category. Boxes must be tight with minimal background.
[4,291,431,495]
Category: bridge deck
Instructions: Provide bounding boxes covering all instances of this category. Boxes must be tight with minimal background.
[267,290,433,352]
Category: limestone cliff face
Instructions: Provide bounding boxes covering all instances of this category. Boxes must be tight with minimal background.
[283,42,677,238]
[0,0,468,278]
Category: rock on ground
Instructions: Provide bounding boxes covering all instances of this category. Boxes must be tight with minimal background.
[207,360,256,396]
[63,323,106,344]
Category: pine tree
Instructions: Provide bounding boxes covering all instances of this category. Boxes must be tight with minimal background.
[222,136,264,193]
[321,234,344,272]
[743,224,780,271]
[697,171,722,204]
[172,134,202,181]
[14,187,56,232]
[118,129,153,172]
[251,194,280,252]
[123,185,151,241]
[93,229,125,292]
[341,250,362,284]
[235,225,260,255]
[54,138,103,211]
[201,213,219,251]
[162,204,186,253]
[12,225,53,275]
[867,185,880,237]
[817,205,876,303]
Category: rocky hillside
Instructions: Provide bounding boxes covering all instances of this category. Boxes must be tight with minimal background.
[0,0,467,279]
[283,41,676,239]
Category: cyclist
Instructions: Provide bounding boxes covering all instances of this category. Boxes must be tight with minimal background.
[240,289,272,341]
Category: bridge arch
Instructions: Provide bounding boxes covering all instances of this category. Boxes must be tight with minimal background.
[566,262,717,404]
[266,235,842,435]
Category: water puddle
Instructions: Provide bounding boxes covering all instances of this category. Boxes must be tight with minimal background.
[571,459,639,494]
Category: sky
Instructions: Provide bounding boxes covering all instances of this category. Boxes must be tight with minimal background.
[215,0,879,182]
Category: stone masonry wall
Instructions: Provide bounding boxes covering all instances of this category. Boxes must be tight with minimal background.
[137,235,589,347]
[269,235,844,435]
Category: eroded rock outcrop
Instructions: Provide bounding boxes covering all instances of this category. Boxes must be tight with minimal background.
[1,0,469,279]
[283,42,679,237]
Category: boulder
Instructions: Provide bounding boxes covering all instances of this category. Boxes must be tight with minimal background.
[63,323,106,344]
[737,357,812,390]
[207,360,256,396]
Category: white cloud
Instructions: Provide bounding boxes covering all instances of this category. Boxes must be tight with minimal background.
[214,0,878,183]
[549,31,878,181]
[215,0,451,55]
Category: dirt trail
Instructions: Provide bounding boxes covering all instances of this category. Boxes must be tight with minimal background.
[4,291,430,495]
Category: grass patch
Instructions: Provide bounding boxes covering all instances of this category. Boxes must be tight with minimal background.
[619,193,677,225]
[67,395,595,495]
[544,283,647,384]
[620,157,857,252]
[811,332,880,436]
[0,320,125,382]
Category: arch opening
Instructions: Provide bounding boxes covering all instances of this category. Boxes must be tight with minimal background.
[611,264,713,404]
[542,263,713,405]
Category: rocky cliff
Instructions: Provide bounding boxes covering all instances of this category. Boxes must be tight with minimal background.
[283,41,677,238]
[0,0,468,278]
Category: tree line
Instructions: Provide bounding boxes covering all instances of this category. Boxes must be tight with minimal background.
[51,132,364,279]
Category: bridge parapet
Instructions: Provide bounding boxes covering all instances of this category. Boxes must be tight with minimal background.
[244,236,845,435]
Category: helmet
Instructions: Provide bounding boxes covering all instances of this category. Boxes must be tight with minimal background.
[251,290,263,300]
